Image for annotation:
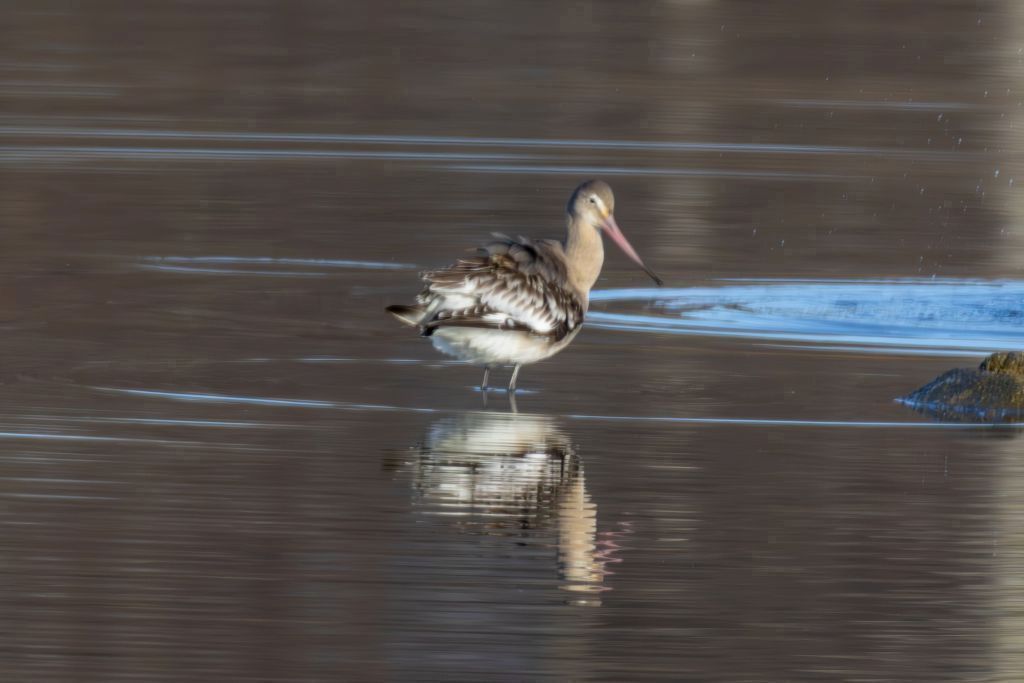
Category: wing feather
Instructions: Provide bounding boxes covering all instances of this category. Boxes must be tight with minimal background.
[417,236,583,339]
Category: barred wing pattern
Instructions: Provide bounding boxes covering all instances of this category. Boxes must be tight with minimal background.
[418,236,584,341]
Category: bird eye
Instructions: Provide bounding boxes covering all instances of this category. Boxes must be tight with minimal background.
[588,197,596,204]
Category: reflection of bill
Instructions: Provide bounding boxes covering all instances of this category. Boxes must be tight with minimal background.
[399,412,628,602]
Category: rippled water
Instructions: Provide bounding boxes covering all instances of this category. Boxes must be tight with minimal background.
[5,1,1024,680]
[592,279,1024,355]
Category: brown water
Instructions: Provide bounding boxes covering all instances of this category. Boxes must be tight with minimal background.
[5,1,1024,680]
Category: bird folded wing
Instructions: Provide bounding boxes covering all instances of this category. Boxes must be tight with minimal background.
[420,249,583,340]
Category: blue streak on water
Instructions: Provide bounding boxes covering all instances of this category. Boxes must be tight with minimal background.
[74,356,463,368]
[91,388,1016,429]
[0,493,118,501]
[587,314,1015,353]
[95,387,441,414]
[0,125,976,159]
[292,356,464,366]
[563,414,1022,429]
[444,165,860,181]
[21,415,284,428]
[0,431,189,444]
[297,356,423,365]
[759,343,987,358]
[97,387,339,408]
[713,277,1003,285]
[138,264,330,276]
[145,256,416,270]
[773,98,981,111]
[589,279,1024,356]
[0,145,539,162]
[100,417,279,427]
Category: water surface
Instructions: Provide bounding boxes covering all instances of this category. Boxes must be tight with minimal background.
[4,1,1024,680]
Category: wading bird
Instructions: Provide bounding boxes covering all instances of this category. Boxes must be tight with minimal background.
[386,180,662,396]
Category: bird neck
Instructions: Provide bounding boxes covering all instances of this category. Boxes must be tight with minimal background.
[564,213,605,296]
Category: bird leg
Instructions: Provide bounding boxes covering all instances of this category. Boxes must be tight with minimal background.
[481,365,491,392]
[508,364,521,394]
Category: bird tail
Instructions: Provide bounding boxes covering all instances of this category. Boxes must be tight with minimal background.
[385,304,427,327]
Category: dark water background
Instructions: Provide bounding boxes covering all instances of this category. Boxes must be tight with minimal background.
[5,1,1024,680]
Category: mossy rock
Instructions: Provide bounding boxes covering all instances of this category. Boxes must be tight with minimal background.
[901,352,1024,422]
[979,351,1024,378]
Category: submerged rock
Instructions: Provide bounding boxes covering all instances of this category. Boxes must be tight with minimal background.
[901,352,1024,422]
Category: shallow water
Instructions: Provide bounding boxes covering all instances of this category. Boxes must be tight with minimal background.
[5,1,1024,680]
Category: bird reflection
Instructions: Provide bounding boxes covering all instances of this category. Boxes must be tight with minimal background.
[393,412,624,602]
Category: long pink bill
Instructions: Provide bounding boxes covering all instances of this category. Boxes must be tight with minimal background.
[602,215,663,286]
